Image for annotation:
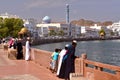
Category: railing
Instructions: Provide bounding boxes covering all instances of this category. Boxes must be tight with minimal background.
[29,48,120,80]
[79,54,120,80]
[0,43,8,50]
[23,47,52,68]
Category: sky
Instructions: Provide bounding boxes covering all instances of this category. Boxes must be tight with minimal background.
[0,0,120,22]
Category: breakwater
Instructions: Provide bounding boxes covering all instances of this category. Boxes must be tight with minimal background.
[31,36,120,46]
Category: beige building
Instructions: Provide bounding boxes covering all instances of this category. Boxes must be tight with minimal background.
[36,23,69,37]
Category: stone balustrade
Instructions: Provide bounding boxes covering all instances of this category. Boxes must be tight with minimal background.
[27,48,120,80]
[79,54,120,80]
[23,46,52,69]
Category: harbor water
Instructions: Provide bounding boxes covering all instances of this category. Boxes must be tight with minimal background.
[33,40,120,66]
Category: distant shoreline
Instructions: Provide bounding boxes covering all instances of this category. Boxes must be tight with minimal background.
[31,36,120,46]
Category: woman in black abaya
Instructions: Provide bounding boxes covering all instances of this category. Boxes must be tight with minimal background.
[16,38,23,59]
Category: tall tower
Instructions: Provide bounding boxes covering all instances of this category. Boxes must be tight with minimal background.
[66,4,69,24]
[66,4,71,36]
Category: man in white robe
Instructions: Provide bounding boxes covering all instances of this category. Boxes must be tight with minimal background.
[25,37,31,61]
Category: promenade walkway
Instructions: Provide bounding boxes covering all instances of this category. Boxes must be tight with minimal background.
[0,49,64,80]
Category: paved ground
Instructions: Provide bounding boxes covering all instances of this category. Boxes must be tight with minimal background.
[0,49,64,80]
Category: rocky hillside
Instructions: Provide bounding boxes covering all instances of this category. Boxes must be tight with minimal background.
[71,19,113,26]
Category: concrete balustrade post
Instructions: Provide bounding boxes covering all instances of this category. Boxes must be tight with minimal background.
[0,44,3,49]
[94,66,103,71]
[3,44,8,51]
[23,46,25,59]
[81,53,87,59]
[94,66,98,70]
[116,70,120,79]
[80,53,87,76]
[98,67,103,71]
[30,48,35,60]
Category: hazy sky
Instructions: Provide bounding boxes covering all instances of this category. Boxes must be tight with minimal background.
[0,0,120,22]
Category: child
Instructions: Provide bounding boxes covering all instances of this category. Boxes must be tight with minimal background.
[50,48,59,73]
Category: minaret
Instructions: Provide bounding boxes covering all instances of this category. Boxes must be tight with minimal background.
[66,4,71,36]
[66,4,69,24]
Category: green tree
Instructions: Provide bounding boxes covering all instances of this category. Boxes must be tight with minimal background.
[0,17,4,28]
[0,18,24,38]
[4,18,14,36]
[49,30,57,36]
[0,27,9,38]
[13,19,24,37]
[58,30,64,36]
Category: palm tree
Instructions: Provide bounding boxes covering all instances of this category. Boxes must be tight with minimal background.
[99,29,106,39]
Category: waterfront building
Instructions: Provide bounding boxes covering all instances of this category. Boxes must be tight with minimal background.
[0,12,19,19]
[102,27,111,37]
[23,18,38,39]
[81,24,111,38]
[74,25,81,38]
[36,16,80,38]
[81,26,86,34]
[36,22,69,37]
[90,24,101,30]
[85,27,99,38]
[89,24,102,37]
[80,24,100,38]
[108,21,120,36]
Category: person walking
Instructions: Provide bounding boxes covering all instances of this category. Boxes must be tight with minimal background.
[25,37,31,61]
[57,44,69,76]
[58,40,77,80]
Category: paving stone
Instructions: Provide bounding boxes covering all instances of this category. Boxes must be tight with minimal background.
[70,73,88,80]
[0,74,40,80]
[0,55,15,66]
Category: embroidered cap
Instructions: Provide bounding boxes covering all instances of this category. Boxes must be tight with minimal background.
[72,40,77,43]
[65,44,69,47]
[27,37,30,40]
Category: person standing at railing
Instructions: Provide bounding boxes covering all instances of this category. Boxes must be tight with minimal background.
[50,48,59,73]
[58,40,77,80]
